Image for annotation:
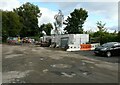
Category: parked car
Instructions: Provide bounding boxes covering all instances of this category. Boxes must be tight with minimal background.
[94,42,120,57]
[7,37,22,45]
[7,37,17,44]
[22,37,35,44]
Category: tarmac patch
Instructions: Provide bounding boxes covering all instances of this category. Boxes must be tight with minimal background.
[3,70,33,83]
[61,72,76,78]
[50,71,76,78]
[50,64,72,69]
[5,54,24,59]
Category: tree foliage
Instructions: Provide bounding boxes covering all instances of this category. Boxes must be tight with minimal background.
[93,21,106,44]
[2,3,119,44]
[89,21,118,44]
[39,23,53,36]
[96,21,106,32]
[43,23,53,36]
[2,11,22,42]
[13,2,41,37]
[0,10,2,37]
[116,31,120,42]
[64,8,88,34]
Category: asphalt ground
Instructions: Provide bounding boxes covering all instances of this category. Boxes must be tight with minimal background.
[2,44,119,83]
[46,47,119,64]
[71,51,119,63]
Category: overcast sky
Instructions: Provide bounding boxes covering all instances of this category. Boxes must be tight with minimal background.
[0,0,119,32]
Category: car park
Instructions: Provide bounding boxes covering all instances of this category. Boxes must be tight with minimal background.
[94,42,120,57]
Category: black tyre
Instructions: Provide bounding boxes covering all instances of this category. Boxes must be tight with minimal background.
[94,53,99,56]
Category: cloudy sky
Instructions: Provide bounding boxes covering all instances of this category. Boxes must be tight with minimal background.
[0,0,119,32]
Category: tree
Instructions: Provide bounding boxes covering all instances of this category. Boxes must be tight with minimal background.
[0,10,1,37]
[92,21,118,44]
[2,11,22,42]
[43,23,53,36]
[39,23,53,36]
[39,24,45,37]
[116,31,120,42]
[96,21,106,32]
[14,2,41,37]
[64,8,88,34]
[93,21,107,44]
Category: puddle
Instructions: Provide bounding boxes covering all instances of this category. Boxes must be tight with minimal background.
[3,70,33,83]
[50,64,72,69]
[5,54,23,59]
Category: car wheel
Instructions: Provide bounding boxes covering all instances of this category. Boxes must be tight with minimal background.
[94,53,99,56]
[106,51,112,57]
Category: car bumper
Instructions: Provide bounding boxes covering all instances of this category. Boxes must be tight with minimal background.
[94,50,107,55]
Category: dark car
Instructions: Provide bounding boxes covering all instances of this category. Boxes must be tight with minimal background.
[94,42,120,57]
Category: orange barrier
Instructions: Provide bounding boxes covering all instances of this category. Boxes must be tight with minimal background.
[80,44,91,50]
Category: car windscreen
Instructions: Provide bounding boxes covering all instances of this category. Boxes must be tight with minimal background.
[8,37,13,40]
[13,38,17,40]
[102,43,114,47]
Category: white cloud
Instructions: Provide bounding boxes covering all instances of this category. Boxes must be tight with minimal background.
[74,2,118,32]
[0,0,21,11]
[51,2,118,32]
[0,1,118,33]
[18,0,119,2]
[38,7,69,34]
[38,7,57,28]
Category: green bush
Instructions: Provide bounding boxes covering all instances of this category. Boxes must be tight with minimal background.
[30,36,40,41]
[91,31,118,44]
